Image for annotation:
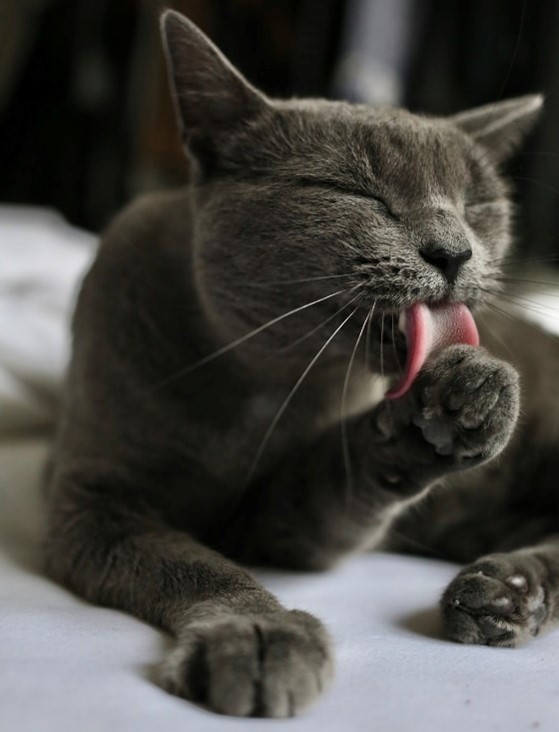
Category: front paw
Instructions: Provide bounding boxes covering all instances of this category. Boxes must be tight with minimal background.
[413,345,519,465]
[161,610,333,717]
[442,553,550,647]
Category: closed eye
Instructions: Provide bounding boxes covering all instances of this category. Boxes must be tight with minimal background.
[296,176,396,217]
[465,199,500,207]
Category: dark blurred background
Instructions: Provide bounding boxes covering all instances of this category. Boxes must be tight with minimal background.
[1,0,558,261]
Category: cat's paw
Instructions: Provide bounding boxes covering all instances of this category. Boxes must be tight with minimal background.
[441,553,550,647]
[161,610,333,717]
[413,345,519,464]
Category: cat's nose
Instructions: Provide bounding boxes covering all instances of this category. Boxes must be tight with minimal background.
[419,242,472,283]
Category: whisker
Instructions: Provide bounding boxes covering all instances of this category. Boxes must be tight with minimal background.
[240,273,357,288]
[380,312,386,384]
[247,308,358,482]
[364,300,377,369]
[478,310,516,362]
[379,311,394,419]
[482,298,559,343]
[390,313,403,376]
[479,286,559,323]
[483,300,518,325]
[493,290,559,317]
[490,253,559,268]
[278,285,364,353]
[513,150,559,160]
[495,277,559,296]
[147,288,347,392]
[508,175,559,198]
[341,308,372,508]
[495,0,525,100]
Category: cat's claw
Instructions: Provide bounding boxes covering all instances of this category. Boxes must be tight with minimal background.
[413,344,520,464]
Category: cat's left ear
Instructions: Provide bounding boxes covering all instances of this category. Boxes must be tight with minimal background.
[450,95,543,161]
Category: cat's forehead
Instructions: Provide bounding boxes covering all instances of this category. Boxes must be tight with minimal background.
[362,115,475,197]
[273,101,478,196]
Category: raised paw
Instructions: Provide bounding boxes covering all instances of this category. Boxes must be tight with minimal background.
[442,552,550,647]
[413,344,519,465]
[161,610,333,717]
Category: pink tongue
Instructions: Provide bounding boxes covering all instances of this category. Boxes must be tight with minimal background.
[385,303,479,400]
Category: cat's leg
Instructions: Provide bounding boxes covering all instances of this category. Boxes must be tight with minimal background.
[45,473,333,717]
[222,344,520,569]
[442,538,559,647]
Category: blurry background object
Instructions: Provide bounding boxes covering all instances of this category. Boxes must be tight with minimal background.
[0,0,50,115]
[332,0,415,106]
[0,205,96,432]
[0,0,557,263]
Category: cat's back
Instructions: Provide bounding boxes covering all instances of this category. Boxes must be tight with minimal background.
[71,186,207,391]
[54,187,218,468]
[77,187,197,334]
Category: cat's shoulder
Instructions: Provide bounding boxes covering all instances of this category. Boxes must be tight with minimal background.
[76,188,196,331]
[100,188,194,256]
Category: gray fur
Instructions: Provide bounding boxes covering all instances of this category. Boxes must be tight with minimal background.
[45,10,558,718]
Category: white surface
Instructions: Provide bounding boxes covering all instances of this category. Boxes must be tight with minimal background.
[1,438,558,731]
[1,207,559,730]
[0,205,96,432]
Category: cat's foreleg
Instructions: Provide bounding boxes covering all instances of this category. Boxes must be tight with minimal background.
[45,475,333,717]
[442,538,559,647]
[223,345,520,568]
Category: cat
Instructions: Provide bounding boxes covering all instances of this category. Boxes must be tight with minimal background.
[44,10,559,718]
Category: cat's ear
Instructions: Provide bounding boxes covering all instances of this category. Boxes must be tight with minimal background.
[451,95,543,161]
[160,11,269,154]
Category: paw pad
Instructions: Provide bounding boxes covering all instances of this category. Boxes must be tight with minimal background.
[506,574,528,593]
[442,556,548,648]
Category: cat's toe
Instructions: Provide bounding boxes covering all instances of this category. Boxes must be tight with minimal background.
[416,345,519,463]
[161,610,333,717]
[441,555,549,647]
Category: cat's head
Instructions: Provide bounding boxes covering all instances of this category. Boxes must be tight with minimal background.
[161,11,542,383]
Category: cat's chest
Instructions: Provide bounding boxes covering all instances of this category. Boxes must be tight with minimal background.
[317,370,388,428]
[173,367,389,491]
[243,368,388,452]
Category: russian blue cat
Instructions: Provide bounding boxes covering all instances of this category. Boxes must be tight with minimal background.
[45,11,559,718]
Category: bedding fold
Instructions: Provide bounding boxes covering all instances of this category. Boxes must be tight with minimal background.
[0,205,96,433]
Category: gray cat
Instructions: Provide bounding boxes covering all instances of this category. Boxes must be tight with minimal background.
[45,10,559,718]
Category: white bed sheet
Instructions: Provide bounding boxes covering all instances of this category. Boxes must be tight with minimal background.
[0,205,96,433]
[1,207,559,731]
[1,437,558,732]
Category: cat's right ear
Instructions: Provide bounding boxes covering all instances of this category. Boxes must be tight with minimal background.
[160,11,269,158]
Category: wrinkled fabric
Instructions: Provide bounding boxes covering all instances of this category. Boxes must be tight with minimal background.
[1,438,558,732]
[0,206,96,432]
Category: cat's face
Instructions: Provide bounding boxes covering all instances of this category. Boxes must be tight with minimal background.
[162,12,542,377]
